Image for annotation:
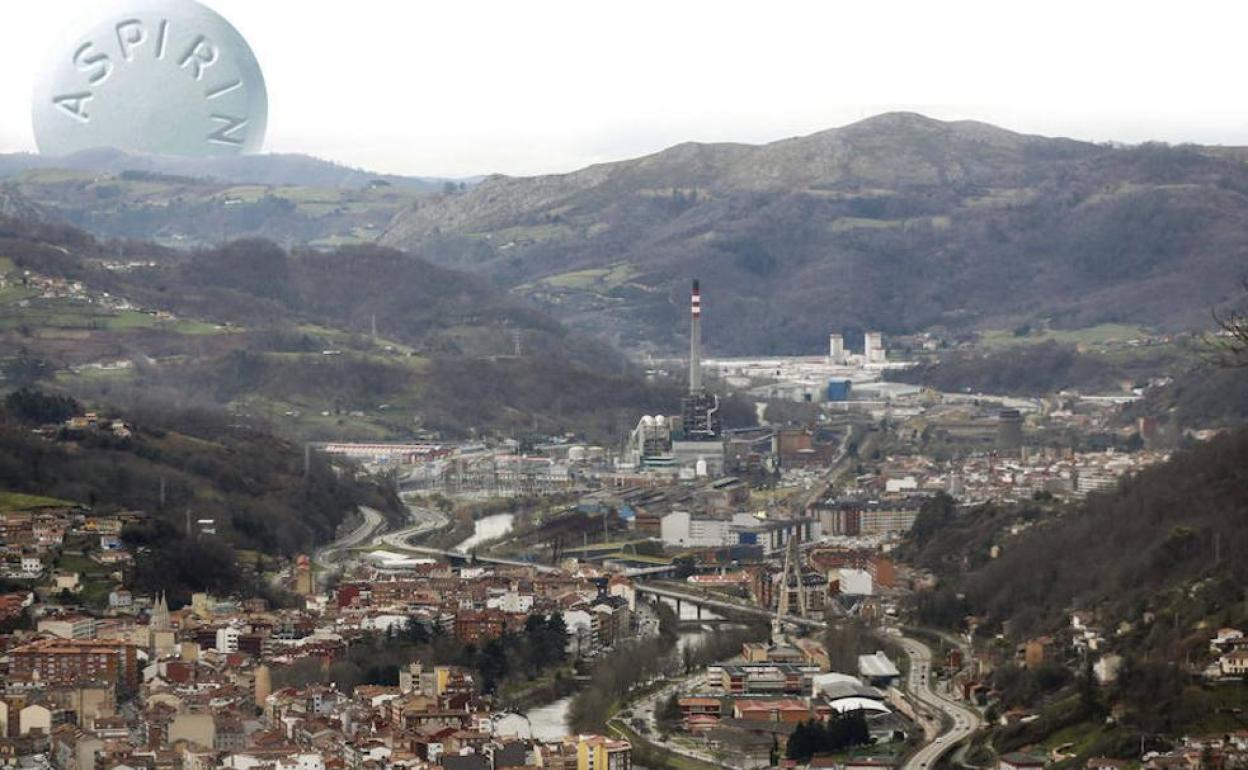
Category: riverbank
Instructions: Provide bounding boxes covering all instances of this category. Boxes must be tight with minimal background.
[400,494,525,552]
[499,667,580,712]
[611,718,729,770]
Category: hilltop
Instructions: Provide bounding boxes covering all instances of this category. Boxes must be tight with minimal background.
[0,148,466,191]
[0,148,485,250]
[10,113,1248,358]
[380,112,1248,354]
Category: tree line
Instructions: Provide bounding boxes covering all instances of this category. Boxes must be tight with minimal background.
[568,614,768,734]
[274,613,570,696]
[785,713,872,761]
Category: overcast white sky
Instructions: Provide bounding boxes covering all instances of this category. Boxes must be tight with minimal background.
[4,0,1248,178]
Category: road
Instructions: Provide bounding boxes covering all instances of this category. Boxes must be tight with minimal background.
[312,506,385,576]
[897,634,982,770]
[376,503,449,549]
[368,503,563,574]
[797,423,861,512]
[313,502,449,586]
[611,671,736,769]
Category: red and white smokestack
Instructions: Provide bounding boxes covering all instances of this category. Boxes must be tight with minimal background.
[689,279,703,393]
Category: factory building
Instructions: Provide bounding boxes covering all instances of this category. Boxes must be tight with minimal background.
[673,280,725,475]
[624,414,675,469]
[863,332,887,364]
[620,279,726,476]
[828,334,846,364]
[826,379,852,402]
[660,511,735,548]
[659,511,822,552]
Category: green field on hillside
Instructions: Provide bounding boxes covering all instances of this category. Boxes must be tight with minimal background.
[0,491,77,512]
[978,323,1154,350]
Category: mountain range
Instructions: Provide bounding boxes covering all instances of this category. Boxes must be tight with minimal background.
[5,113,1248,357]
[380,112,1248,354]
[0,147,471,191]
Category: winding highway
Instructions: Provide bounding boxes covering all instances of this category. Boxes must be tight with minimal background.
[312,505,386,579]
[313,502,449,585]
[363,503,565,573]
[897,634,982,770]
[376,503,449,549]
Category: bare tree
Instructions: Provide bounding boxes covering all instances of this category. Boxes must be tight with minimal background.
[1210,279,1248,368]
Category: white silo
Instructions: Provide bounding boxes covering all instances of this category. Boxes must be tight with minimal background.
[864,332,886,364]
[828,334,846,364]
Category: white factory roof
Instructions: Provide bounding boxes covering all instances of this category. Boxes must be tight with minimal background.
[857,651,900,678]
[826,696,891,715]
[812,672,862,691]
[853,381,922,399]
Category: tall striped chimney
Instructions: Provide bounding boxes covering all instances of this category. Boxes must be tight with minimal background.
[689,279,702,393]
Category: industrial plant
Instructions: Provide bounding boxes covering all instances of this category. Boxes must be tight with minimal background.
[623,279,725,476]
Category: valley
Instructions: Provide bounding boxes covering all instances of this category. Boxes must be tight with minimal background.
[0,108,1246,770]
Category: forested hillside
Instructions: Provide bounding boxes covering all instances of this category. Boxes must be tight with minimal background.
[0,387,410,609]
[906,427,1248,651]
[0,217,751,441]
[11,114,1248,355]
[889,340,1180,396]
[902,427,1248,752]
[1126,365,1248,429]
[0,389,403,557]
[383,113,1248,354]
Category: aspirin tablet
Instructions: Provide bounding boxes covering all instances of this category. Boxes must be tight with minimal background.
[33,0,267,157]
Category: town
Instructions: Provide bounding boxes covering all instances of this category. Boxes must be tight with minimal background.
[2,275,1238,770]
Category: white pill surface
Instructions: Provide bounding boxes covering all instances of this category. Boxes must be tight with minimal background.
[33,0,267,157]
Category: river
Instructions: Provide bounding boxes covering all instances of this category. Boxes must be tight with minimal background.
[524,600,725,740]
[454,512,516,552]
[447,514,726,740]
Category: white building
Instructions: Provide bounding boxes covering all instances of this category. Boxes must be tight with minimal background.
[561,609,595,656]
[608,579,637,611]
[623,415,674,469]
[215,627,241,654]
[857,651,901,687]
[223,753,325,770]
[1076,469,1117,495]
[1211,628,1244,652]
[828,334,846,364]
[37,615,97,640]
[837,568,874,596]
[885,476,918,493]
[660,511,734,548]
[487,592,534,614]
[863,332,886,364]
